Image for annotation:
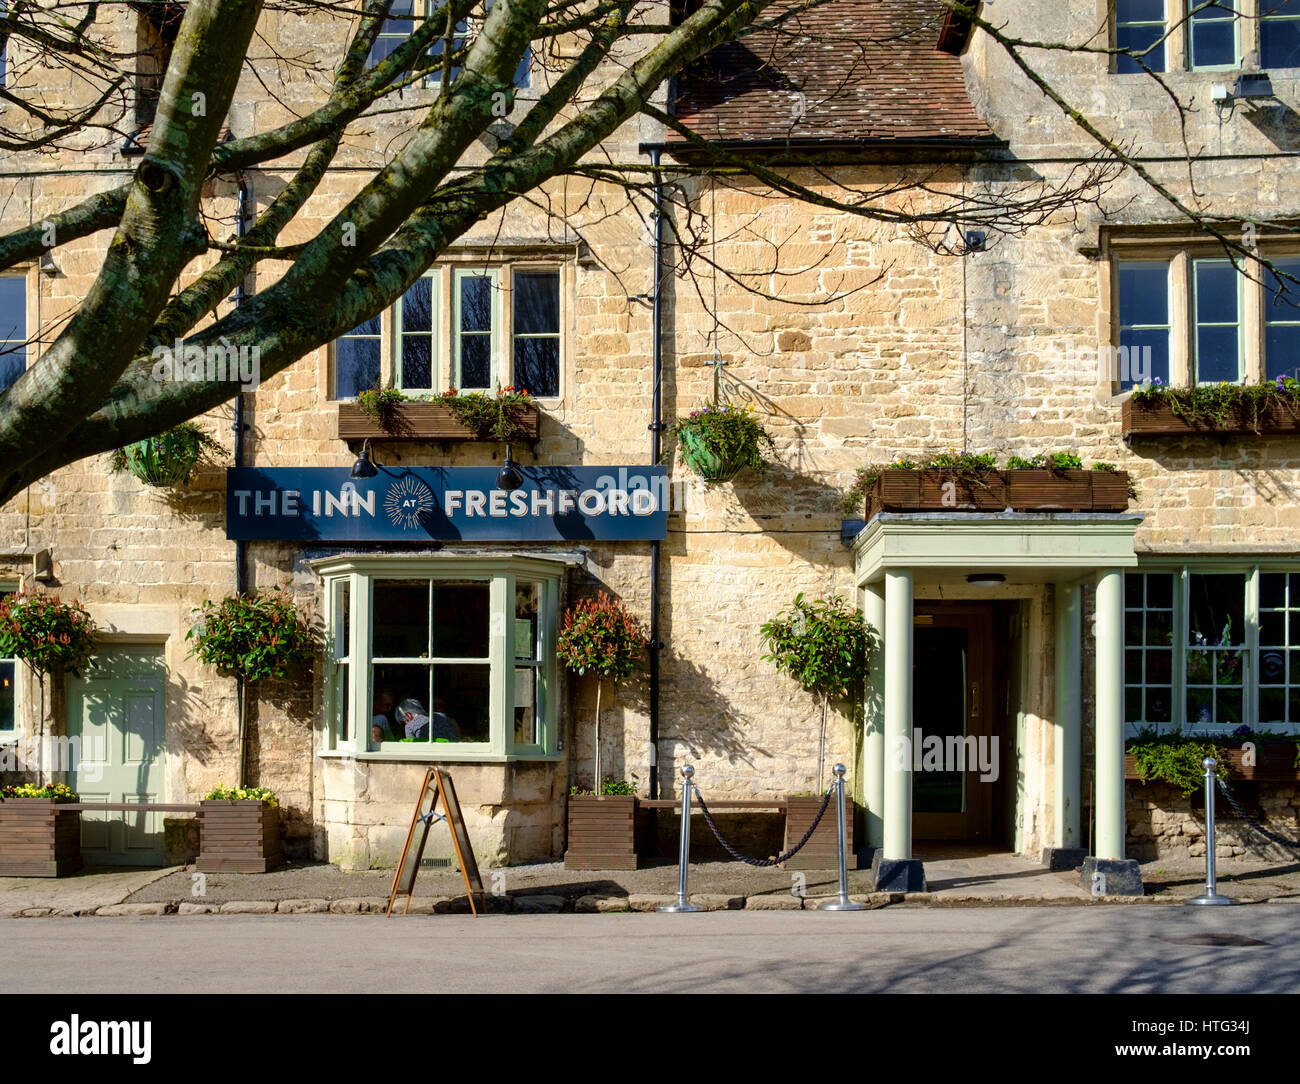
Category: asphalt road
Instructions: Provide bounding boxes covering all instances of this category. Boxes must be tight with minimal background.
[4,906,1298,994]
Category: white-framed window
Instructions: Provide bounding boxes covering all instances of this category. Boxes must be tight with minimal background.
[367,1,529,89]
[0,585,18,740]
[1264,256,1300,380]
[1118,260,1173,389]
[1187,0,1239,69]
[1191,257,1244,383]
[319,556,560,759]
[452,267,500,390]
[0,275,26,392]
[332,263,563,399]
[1111,243,1300,390]
[1261,0,1300,67]
[1115,0,1169,72]
[1125,565,1300,730]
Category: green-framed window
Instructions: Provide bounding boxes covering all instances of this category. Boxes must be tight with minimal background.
[319,556,560,759]
[1187,0,1239,70]
[1125,565,1300,730]
[1115,0,1168,73]
[1262,0,1300,68]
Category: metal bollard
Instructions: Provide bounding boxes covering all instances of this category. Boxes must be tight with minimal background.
[821,764,864,911]
[1190,757,1233,906]
[658,765,702,913]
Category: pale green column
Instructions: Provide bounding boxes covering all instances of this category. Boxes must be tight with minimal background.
[1094,568,1126,860]
[882,569,913,861]
[863,581,886,848]
[1054,581,1082,849]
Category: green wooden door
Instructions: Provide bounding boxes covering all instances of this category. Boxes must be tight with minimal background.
[67,646,167,866]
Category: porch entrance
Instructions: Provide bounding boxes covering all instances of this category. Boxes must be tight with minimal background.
[912,607,998,843]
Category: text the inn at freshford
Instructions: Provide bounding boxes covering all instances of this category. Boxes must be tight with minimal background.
[2,1,1300,891]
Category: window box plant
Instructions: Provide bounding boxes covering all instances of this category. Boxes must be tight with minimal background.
[0,783,82,877]
[109,422,227,487]
[563,781,638,870]
[1124,729,1300,790]
[197,785,282,873]
[1122,378,1300,438]
[672,404,776,483]
[337,385,540,443]
[781,792,855,871]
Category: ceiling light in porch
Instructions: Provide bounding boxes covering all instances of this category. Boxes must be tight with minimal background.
[966,573,1006,587]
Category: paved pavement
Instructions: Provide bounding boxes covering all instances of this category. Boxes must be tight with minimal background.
[3,906,1296,993]
[5,849,1299,915]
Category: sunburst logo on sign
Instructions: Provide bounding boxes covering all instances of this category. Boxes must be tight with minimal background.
[384,476,435,530]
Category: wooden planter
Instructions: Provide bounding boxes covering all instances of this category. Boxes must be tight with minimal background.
[780,794,854,870]
[564,794,638,870]
[1006,470,1130,512]
[198,801,282,873]
[336,401,540,443]
[0,799,82,877]
[1122,397,1300,438]
[1125,745,1300,783]
[866,469,1007,519]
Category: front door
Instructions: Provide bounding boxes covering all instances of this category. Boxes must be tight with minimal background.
[912,608,995,842]
[67,645,167,865]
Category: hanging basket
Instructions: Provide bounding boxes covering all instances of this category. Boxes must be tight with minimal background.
[121,438,199,487]
[677,426,746,483]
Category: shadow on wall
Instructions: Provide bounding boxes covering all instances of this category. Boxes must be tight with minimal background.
[246,670,315,858]
[657,649,769,777]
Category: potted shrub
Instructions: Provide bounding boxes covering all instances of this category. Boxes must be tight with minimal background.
[1123,377,1300,438]
[0,782,82,877]
[761,593,874,789]
[556,591,644,794]
[197,784,282,873]
[672,404,776,483]
[0,591,98,743]
[563,779,638,871]
[109,422,227,487]
[187,588,317,787]
[337,383,541,442]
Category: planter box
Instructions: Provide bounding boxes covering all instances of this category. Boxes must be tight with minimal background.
[866,469,1007,519]
[336,401,540,443]
[1006,469,1130,512]
[197,801,282,873]
[1125,745,1300,783]
[564,795,638,870]
[0,799,82,877]
[1122,397,1300,438]
[781,794,854,870]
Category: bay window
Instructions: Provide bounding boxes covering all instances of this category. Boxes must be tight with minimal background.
[1125,566,1300,729]
[332,263,564,399]
[319,556,560,758]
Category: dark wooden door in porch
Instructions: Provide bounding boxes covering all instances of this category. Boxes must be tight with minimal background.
[912,608,996,842]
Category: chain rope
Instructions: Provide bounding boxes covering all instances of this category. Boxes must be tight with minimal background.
[1214,776,1300,850]
[692,784,837,867]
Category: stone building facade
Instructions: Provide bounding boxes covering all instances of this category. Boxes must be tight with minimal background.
[1,1,1298,878]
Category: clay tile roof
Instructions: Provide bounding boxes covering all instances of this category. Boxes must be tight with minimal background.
[672,0,995,145]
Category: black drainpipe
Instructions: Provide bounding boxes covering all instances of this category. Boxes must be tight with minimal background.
[648,148,664,801]
[234,178,250,784]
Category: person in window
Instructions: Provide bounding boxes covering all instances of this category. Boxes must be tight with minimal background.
[428,695,461,741]
[371,689,396,742]
[397,698,432,739]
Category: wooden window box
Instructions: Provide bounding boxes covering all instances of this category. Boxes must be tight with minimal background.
[0,799,82,877]
[563,794,638,870]
[336,402,541,443]
[864,469,1130,519]
[1125,746,1300,783]
[1006,469,1130,512]
[197,800,282,873]
[1122,397,1300,438]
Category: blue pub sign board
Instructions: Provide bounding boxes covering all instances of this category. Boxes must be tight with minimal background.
[226,466,669,542]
